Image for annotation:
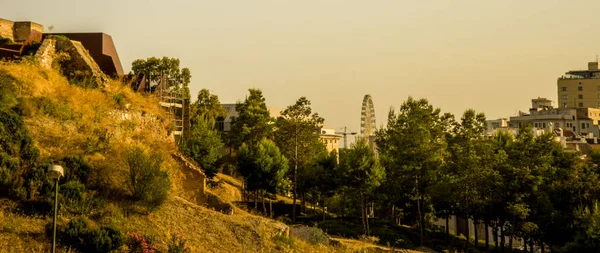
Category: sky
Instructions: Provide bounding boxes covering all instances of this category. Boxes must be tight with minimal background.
[3,0,600,135]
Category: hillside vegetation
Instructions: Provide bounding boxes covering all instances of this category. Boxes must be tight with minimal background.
[0,61,388,252]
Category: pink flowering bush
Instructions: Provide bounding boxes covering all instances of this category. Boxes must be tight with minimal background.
[168,230,191,253]
[127,232,157,253]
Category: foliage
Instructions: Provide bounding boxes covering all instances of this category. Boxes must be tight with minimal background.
[183,110,224,179]
[273,96,326,216]
[127,232,157,253]
[0,36,14,45]
[167,230,191,253]
[46,35,70,41]
[0,108,41,199]
[191,88,227,126]
[126,146,170,210]
[237,139,289,195]
[338,139,385,235]
[376,97,450,244]
[230,89,274,149]
[130,56,191,98]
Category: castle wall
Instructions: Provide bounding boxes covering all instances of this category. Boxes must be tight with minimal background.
[0,18,14,41]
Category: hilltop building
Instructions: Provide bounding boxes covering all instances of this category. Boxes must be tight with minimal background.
[557,60,600,108]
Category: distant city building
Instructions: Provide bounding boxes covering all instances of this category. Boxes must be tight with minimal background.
[319,128,342,157]
[557,60,600,108]
[487,97,600,153]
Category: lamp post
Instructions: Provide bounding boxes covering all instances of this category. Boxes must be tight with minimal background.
[48,165,64,253]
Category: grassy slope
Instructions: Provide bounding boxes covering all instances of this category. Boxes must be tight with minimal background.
[0,62,399,253]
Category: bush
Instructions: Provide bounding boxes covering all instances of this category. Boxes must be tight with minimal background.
[46,35,70,41]
[127,232,157,253]
[60,217,92,251]
[61,156,92,185]
[61,180,86,201]
[92,225,124,253]
[126,146,170,210]
[51,217,124,253]
[168,230,191,253]
[0,36,13,45]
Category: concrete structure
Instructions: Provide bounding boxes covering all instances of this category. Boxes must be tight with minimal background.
[0,18,44,42]
[319,128,342,156]
[42,33,123,77]
[486,118,509,135]
[507,98,600,137]
[557,60,600,108]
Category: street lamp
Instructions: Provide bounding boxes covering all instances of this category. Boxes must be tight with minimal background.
[48,165,64,253]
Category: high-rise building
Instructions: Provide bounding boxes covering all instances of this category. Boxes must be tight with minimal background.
[557,60,600,108]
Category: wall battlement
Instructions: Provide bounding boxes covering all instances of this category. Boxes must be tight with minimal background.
[0,18,44,42]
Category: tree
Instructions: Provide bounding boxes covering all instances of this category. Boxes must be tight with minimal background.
[192,89,227,124]
[376,97,451,246]
[230,89,273,149]
[444,109,499,250]
[338,139,385,235]
[273,96,325,222]
[183,116,223,179]
[237,139,289,214]
[130,57,191,98]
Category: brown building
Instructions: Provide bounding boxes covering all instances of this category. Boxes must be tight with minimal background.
[42,33,124,77]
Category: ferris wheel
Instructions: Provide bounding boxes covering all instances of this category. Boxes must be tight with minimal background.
[360,94,376,138]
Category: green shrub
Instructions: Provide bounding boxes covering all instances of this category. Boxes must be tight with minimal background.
[61,180,86,201]
[61,156,92,185]
[52,217,123,253]
[112,94,125,106]
[91,225,124,253]
[126,146,170,210]
[0,108,40,199]
[0,36,13,45]
[46,35,69,41]
[60,217,92,251]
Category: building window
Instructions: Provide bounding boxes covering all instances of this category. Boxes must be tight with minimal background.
[579,86,583,91]
[562,87,568,91]
[567,122,573,128]
[579,94,584,99]
[561,95,568,100]
[563,103,568,108]
[554,122,560,127]
[579,102,584,107]
[582,123,586,129]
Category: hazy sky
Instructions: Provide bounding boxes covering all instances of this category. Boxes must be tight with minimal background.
[4,0,600,134]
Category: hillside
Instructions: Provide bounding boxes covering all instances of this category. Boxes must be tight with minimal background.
[0,61,402,252]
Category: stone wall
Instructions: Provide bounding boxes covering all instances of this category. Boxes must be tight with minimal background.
[0,18,14,40]
[34,39,56,69]
[56,39,107,88]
